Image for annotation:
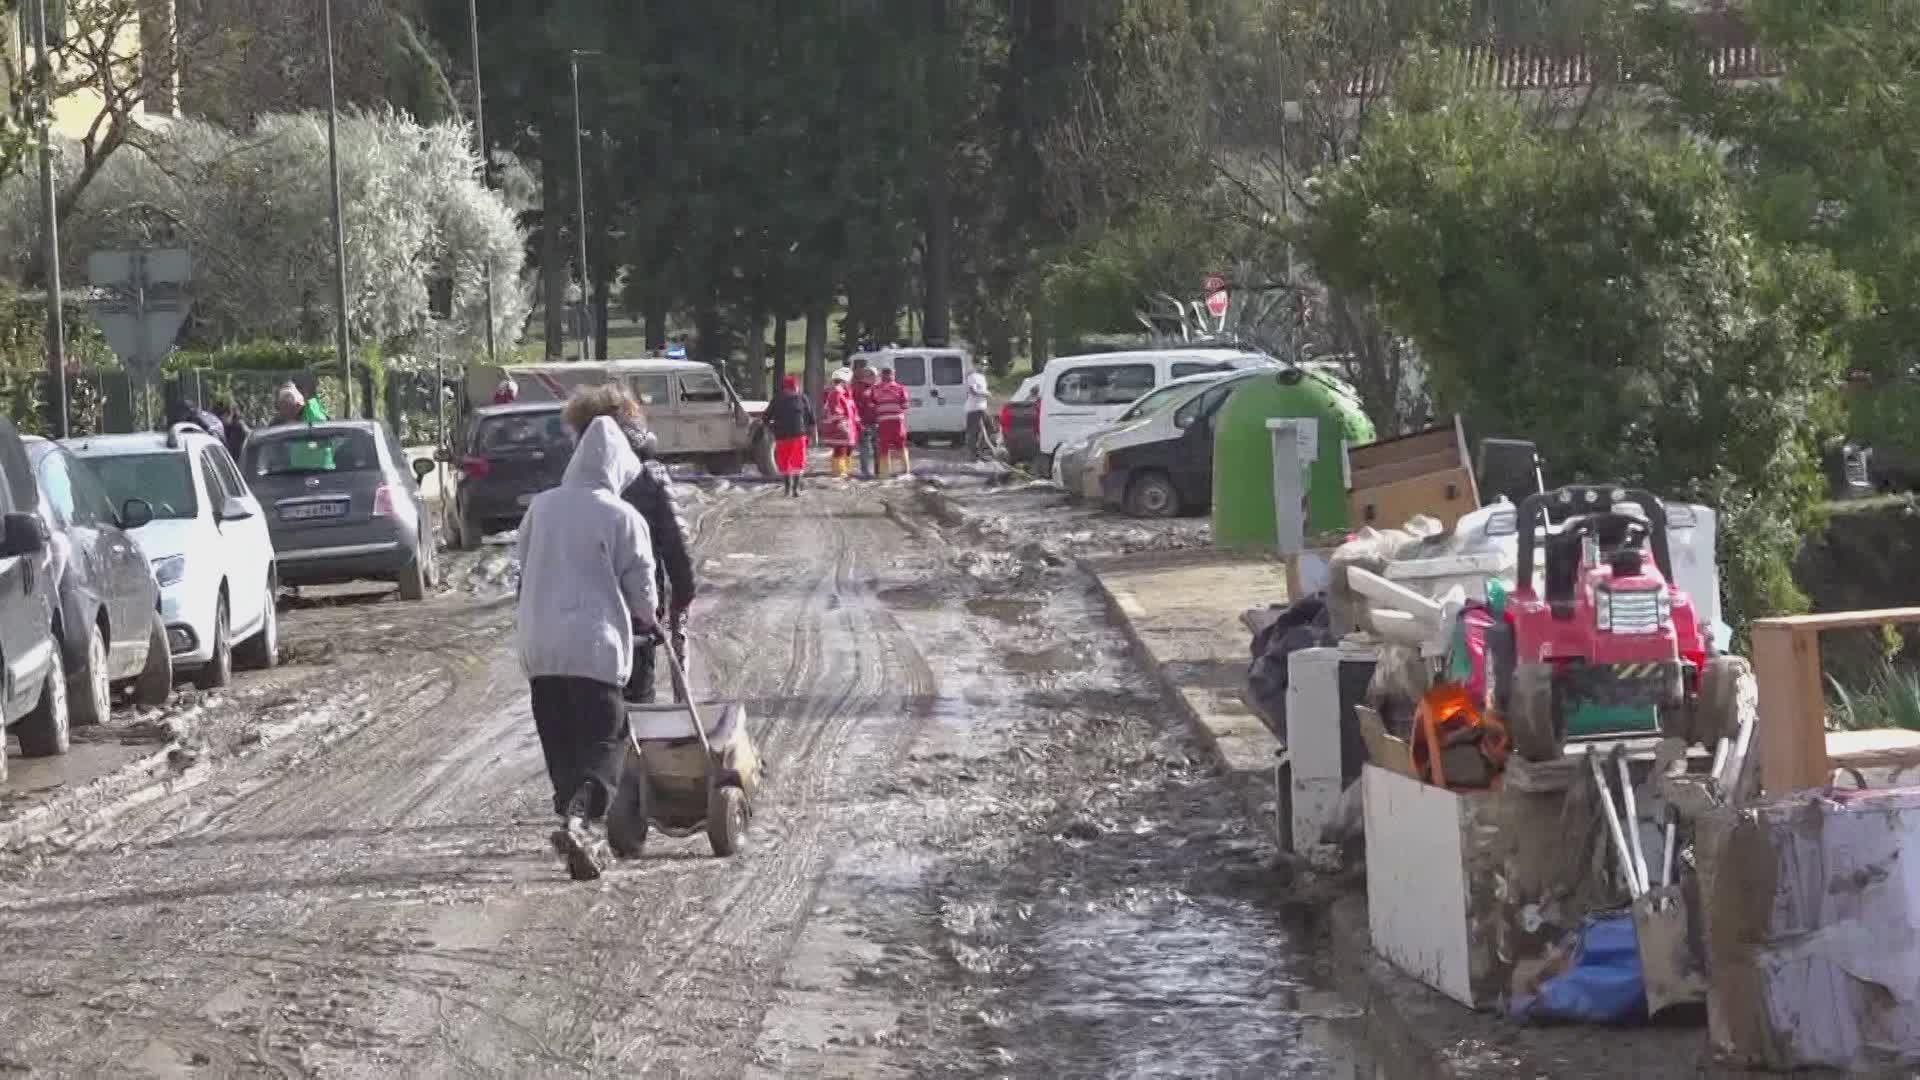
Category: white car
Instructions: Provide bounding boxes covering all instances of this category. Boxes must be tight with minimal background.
[66,425,280,688]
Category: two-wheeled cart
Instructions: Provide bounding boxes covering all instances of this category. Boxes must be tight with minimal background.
[607,631,761,858]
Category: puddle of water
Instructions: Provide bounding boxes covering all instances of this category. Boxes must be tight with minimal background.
[2,739,153,799]
[965,597,1041,625]
[998,644,1078,675]
[877,584,943,611]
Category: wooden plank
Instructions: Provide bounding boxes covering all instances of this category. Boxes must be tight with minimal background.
[1349,468,1477,531]
[1752,623,1831,795]
[1751,608,1920,633]
[1827,728,1920,771]
[1348,426,1463,471]
[1349,448,1467,490]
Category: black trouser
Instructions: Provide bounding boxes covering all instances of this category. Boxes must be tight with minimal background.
[530,676,628,821]
[626,615,689,705]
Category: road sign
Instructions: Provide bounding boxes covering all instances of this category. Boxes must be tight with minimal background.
[1206,287,1231,320]
[1204,273,1226,293]
[86,248,192,375]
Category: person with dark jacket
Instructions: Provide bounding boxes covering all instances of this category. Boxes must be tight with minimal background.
[766,375,816,497]
[563,384,698,705]
[212,398,249,462]
[165,398,226,446]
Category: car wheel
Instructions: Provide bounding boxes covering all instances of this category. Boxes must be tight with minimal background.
[194,596,232,690]
[16,643,69,758]
[236,577,279,670]
[398,541,430,601]
[752,433,779,478]
[132,608,172,707]
[1125,471,1181,519]
[67,619,111,728]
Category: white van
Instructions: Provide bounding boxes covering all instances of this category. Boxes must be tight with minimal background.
[848,346,976,442]
[1035,348,1276,465]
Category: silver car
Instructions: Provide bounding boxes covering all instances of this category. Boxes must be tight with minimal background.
[242,420,438,600]
[1054,371,1233,501]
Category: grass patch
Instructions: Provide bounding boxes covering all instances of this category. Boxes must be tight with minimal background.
[1827,660,1920,731]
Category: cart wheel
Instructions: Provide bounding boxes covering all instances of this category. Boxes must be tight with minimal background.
[1696,655,1749,746]
[707,785,747,857]
[608,752,650,859]
[1507,662,1563,762]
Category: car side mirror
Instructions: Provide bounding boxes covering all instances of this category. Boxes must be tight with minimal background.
[120,498,154,530]
[433,445,454,464]
[216,495,254,523]
[412,457,435,482]
[0,511,48,557]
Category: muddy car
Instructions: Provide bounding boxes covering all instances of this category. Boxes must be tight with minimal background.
[465,359,775,477]
[440,403,572,549]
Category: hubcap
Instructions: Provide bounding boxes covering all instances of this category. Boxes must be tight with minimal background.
[264,589,278,652]
[89,632,107,708]
[48,651,66,728]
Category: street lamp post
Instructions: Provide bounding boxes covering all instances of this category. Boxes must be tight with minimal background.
[468,0,496,364]
[30,0,67,437]
[570,49,598,363]
[323,0,354,416]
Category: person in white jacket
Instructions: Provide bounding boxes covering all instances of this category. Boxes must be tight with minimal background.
[515,415,658,880]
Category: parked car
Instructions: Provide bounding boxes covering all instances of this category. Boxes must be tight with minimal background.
[1033,348,1277,471]
[441,402,572,549]
[1000,375,1043,466]
[67,425,280,690]
[1094,368,1276,518]
[243,420,438,600]
[1054,371,1234,502]
[848,345,978,444]
[25,438,171,725]
[0,417,66,781]
[464,358,774,476]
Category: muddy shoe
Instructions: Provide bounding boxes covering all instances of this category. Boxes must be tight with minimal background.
[549,817,604,882]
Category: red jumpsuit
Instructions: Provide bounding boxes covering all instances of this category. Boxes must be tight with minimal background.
[871,379,910,456]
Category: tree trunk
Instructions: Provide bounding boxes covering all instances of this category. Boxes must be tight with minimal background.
[771,318,789,392]
[986,314,1013,378]
[644,299,667,352]
[541,135,567,360]
[694,301,722,368]
[1029,302,1051,374]
[804,305,828,403]
[745,305,768,399]
[922,0,953,347]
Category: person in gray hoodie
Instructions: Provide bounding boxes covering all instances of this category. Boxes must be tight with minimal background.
[515,415,659,881]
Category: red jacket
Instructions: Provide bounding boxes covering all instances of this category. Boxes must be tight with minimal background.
[852,380,879,426]
[819,385,860,447]
[871,381,909,423]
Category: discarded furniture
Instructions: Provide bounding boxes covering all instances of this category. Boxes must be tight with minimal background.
[1702,787,1920,1072]
[1750,608,1920,794]
[1279,643,1379,853]
[1344,417,1479,532]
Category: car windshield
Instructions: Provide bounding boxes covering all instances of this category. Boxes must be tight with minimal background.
[475,413,570,455]
[1119,379,1217,423]
[84,452,197,520]
[247,430,379,476]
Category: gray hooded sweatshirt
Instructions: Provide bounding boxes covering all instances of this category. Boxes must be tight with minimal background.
[515,416,659,686]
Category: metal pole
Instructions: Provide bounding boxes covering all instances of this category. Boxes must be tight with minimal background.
[323,0,354,416]
[31,0,67,438]
[570,51,591,362]
[468,0,496,364]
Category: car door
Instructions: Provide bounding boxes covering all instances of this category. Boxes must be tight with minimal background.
[632,373,679,449]
[0,423,50,715]
[382,424,431,541]
[35,449,104,659]
[892,354,929,429]
[927,353,969,436]
[1173,379,1244,504]
[200,445,266,637]
[674,368,733,454]
[67,451,151,674]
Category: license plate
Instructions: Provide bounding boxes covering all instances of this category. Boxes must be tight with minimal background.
[280,500,347,522]
[516,493,536,507]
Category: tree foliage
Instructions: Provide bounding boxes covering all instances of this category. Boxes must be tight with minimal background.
[0,112,526,365]
[1300,86,1864,625]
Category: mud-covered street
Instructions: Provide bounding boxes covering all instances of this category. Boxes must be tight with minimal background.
[0,474,1389,1078]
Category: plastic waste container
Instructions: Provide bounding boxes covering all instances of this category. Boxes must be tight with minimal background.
[1212,367,1375,549]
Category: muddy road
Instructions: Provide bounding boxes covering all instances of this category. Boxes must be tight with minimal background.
[0,474,1390,1078]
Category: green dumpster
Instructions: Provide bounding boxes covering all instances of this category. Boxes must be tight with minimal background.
[1212,368,1375,549]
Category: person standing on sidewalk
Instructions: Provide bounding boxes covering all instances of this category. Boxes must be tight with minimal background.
[963,367,993,459]
[767,375,815,497]
[819,368,861,479]
[871,367,911,478]
[515,415,659,881]
[851,364,880,478]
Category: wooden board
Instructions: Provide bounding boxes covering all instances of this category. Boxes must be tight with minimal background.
[1752,623,1830,795]
[1348,467,1477,531]
[1827,728,1920,772]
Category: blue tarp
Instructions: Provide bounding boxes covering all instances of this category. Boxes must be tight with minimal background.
[1510,913,1647,1025]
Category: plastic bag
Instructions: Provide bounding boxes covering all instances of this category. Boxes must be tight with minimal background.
[1510,913,1647,1025]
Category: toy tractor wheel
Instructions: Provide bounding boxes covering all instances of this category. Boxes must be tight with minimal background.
[1508,662,1563,762]
[1696,655,1750,746]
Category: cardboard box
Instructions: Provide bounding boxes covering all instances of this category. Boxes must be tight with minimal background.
[1703,788,1920,1071]
[1345,418,1480,533]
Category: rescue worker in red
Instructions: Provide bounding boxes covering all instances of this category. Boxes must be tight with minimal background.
[851,363,880,478]
[871,367,912,479]
[819,368,861,479]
